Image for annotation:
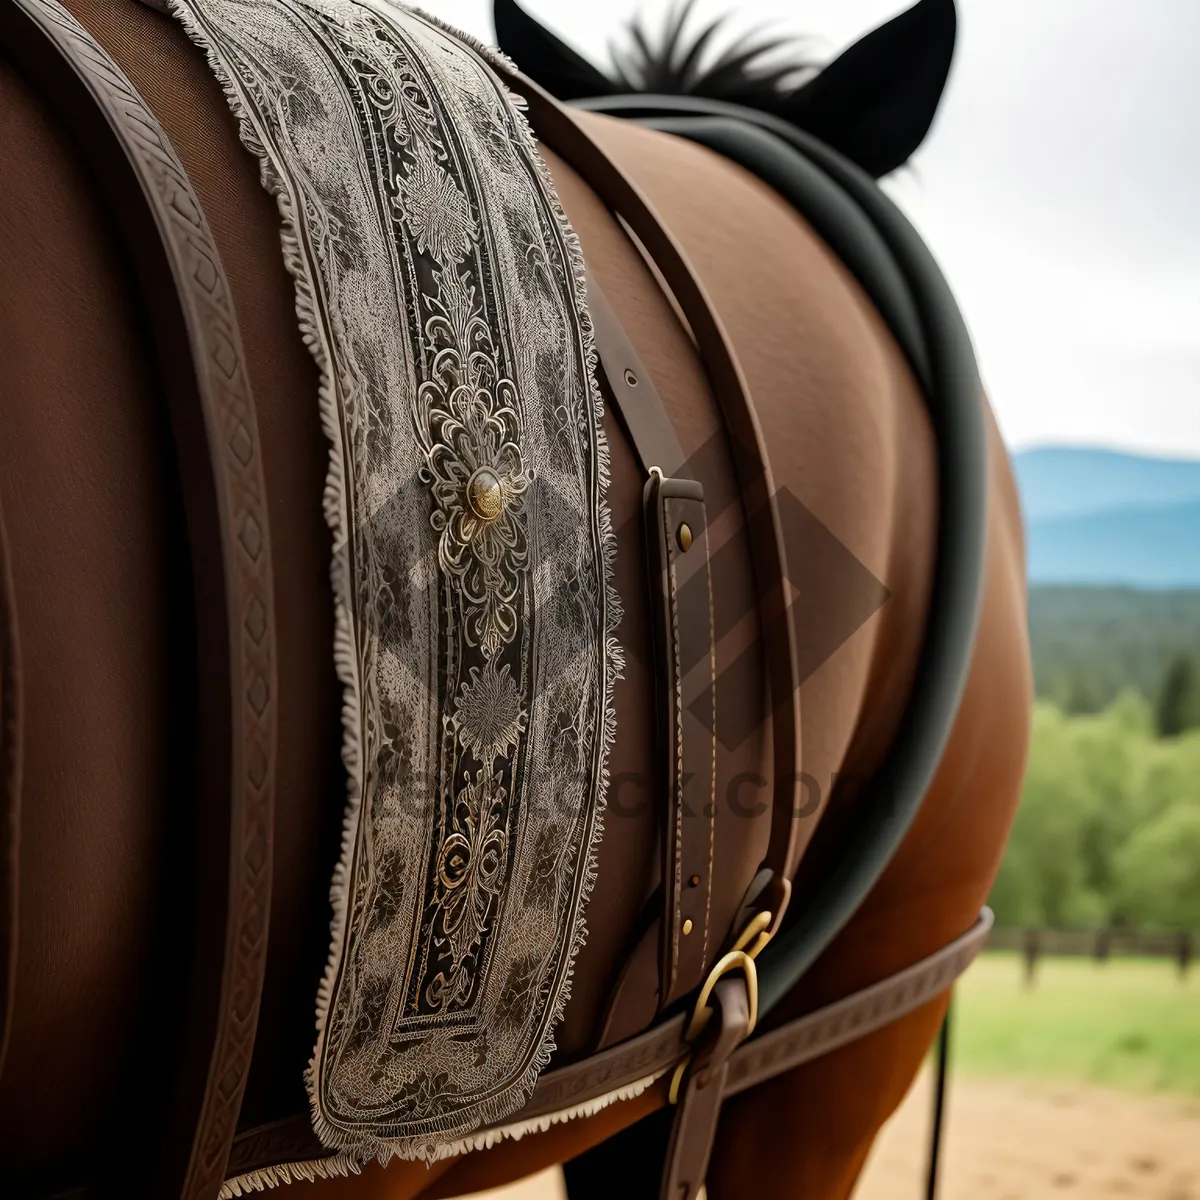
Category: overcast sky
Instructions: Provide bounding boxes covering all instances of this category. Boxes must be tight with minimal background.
[434,0,1199,458]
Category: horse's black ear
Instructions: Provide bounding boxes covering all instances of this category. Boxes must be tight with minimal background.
[493,0,617,101]
[780,0,956,178]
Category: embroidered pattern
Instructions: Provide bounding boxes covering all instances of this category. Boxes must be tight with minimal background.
[453,662,526,765]
[414,265,531,658]
[170,0,620,1160]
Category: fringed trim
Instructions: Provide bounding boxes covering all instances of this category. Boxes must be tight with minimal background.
[219,1152,362,1198]
[219,1070,667,1197]
[427,1068,664,1160]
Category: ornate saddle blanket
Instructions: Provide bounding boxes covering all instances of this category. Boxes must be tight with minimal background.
[171,0,619,1161]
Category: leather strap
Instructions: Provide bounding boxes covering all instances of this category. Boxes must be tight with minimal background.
[502,72,807,921]
[661,977,748,1200]
[587,276,718,1008]
[586,274,686,478]
[723,911,991,1095]
[656,909,993,1198]
[642,472,717,1008]
[224,910,992,1181]
[0,4,278,1196]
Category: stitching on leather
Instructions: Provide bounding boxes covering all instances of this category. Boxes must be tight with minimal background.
[666,496,684,983]
[700,511,716,964]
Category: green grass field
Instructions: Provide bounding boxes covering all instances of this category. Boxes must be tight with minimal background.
[952,952,1200,1096]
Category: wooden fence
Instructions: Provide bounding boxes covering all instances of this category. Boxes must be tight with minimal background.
[988,926,1196,983]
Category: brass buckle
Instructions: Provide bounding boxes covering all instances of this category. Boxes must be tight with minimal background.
[684,950,758,1043]
[729,908,774,960]
[669,911,774,1104]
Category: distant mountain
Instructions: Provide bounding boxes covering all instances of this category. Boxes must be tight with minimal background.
[1014,446,1200,523]
[1026,502,1200,588]
[1013,447,1200,588]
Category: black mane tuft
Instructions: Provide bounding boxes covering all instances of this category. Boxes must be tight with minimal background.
[607,0,821,107]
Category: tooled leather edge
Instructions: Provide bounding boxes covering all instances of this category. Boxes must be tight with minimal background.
[0,500,20,1077]
[725,908,995,1095]
[0,2,278,1196]
[226,1011,689,1177]
[227,910,994,1179]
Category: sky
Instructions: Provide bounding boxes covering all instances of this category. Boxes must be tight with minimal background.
[432,0,1200,458]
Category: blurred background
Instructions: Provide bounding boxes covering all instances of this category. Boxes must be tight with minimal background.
[436,2,1200,1196]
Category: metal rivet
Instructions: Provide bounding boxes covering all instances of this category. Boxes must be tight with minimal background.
[466,466,504,522]
[689,874,701,888]
[682,919,693,936]
[677,523,693,552]
[624,368,638,387]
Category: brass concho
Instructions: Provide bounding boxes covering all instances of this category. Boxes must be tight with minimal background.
[467,466,504,521]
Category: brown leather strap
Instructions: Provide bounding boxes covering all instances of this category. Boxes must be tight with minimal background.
[503,73,807,918]
[0,4,278,1196]
[723,910,992,1096]
[656,909,993,1198]
[586,273,687,478]
[535,908,989,1119]
[662,977,748,1200]
[642,472,717,1007]
[587,275,719,1007]
[225,910,992,1181]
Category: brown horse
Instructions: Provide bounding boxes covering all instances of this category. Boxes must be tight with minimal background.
[0,0,1031,1197]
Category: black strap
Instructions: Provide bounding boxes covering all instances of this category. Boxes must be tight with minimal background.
[926,998,953,1200]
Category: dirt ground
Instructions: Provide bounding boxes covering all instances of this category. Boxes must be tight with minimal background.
[458,1167,565,1200]
[455,1067,1200,1199]
[857,1066,1200,1200]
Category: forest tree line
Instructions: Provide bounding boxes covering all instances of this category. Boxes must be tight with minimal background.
[991,587,1200,930]
[1030,586,1200,716]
